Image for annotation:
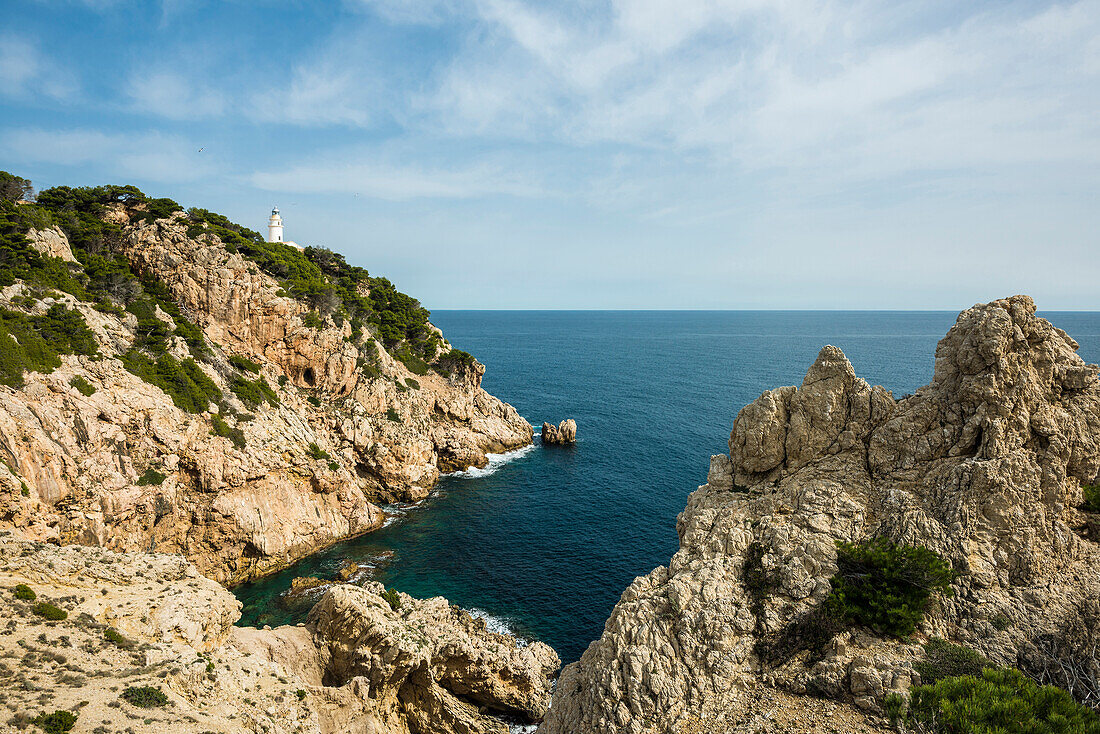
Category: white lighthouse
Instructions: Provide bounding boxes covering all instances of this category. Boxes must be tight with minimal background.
[267,206,283,243]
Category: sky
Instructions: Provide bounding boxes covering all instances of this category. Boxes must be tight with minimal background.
[1,0,1098,310]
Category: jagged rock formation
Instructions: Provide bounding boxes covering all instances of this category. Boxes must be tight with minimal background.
[539,296,1100,734]
[541,419,577,445]
[0,529,559,733]
[0,207,531,584]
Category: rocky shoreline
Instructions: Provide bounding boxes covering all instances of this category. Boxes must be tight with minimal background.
[539,295,1100,733]
[0,198,531,586]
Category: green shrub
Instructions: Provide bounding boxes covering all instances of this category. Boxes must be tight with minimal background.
[296,689,307,700]
[278,375,288,386]
[825,537,955,638]
[104,628,132,649]
[404,377,420,390]
[883,692,905,728]
[914,638,993,685]
[0,306,99,388]
[1082,483,1100,513]
[229,355,261,373]
[307,395,321,407]
[121,352,220,413]
[31,710,77,733]
[381,588,401,611]
[33,602,67,621]
[908,668,1100,733]
[301,312,323,329]
[211,415,245,449]
[393,347,429,376]
[229,375,278,409]
[69,375,95,396]
[136,468,166,486]
[120,686,168,708]
[14,583,35,601]
[306,443,330,461]
[433,349,476,376]
[386,407,401,422]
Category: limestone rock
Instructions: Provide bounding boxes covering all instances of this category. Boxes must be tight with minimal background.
[0,530,558,734]
[542,418,577,445]
[0,210,532,583]
[26,226,76,262]
[539,296,1100,734]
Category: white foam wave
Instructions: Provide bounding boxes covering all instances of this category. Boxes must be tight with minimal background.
[509,725,537,734]
[444,443,536,479]
[467,608,531,648]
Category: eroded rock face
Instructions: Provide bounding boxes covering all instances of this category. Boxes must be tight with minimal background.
[539,296,1100,734]
[308,583,560,733]
[0,211,531,584]
[0,530,557,734]
[542,419,577,445]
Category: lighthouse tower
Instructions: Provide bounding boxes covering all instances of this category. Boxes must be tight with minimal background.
[267,206,283,243]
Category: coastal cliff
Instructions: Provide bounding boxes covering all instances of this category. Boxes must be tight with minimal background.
[539,295,1100,733]
[0,180,531,584]
[0,529,558,733]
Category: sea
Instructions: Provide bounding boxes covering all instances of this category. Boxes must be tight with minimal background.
[234,310,1100,665]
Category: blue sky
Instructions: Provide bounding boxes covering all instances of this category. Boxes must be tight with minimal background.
[2,0,1098,309]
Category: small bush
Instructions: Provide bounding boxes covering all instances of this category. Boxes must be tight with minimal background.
[307,395,321,407]
[33,602,67,621]
[121,352,220,414]
[14,583,36,601]
[306,442,330,461]
[211,415,245,449]
[31,710,76,733]
[393,348,429,376]
[103,628,132,649]
[908,668,1100,733]
[301,312,323,329]
[120,686,168,708]
[914,638,993,685]
[404,377,420,390]
[229,375,278,409]
[381,587,401,611]
[136,468,166,486]
[296,689,306,701]
[386,407,401,422]
[277,374,288,386]
[228,355,261,373]
[69,376,95,396]
[883,692,905,728]
[433,348,476,377]
[1082,483,1100,513]
[826,537,956,638]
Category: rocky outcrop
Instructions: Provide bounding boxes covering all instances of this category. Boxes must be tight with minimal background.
[0,529,558,734]
[0,209,531,584]
[26,226,75,262]
[308,583,560,733]
[539,296,1100,734]
[541,419,577,445]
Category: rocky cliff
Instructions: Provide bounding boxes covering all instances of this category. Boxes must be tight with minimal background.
[0,186,531,584]
[539,295,1100,734]
[0,529,558,733]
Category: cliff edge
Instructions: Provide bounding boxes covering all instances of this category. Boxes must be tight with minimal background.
[539,295,1100,734]
[0,180,531,584]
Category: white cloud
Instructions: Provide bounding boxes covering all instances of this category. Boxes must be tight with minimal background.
[0,35,76,100]
[251,62,373,126]
[426,0,1100,181]
[250,155,544,200]
[127,71,226,119]
[1,128,218,183]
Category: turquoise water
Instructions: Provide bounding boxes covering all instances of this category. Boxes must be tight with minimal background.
[234,310,1100,664]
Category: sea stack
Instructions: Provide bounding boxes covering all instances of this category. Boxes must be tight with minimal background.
[542,419,577,445]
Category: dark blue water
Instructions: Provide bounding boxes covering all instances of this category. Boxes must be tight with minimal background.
[234,311,1100,664]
